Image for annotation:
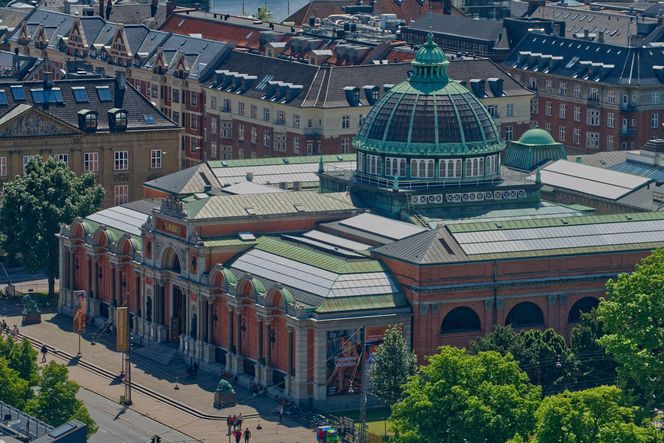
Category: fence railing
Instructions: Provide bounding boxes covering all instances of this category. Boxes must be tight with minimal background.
[0,399,53,441]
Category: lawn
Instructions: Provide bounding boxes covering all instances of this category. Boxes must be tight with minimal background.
[334,407,392,438]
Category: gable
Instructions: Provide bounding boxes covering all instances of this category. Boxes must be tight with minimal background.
[0,105,79,138]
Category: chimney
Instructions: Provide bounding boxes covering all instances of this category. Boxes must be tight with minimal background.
[246,171,254,182]
[151,0,157,18]
[106,0,112,19]
[115,70,126,107]
[99,0,104,18]
[597,31,605,43]
[43,71,53,90]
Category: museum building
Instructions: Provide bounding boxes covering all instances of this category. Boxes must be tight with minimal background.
[58,36,664,407]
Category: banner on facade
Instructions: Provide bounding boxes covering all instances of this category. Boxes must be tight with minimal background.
[73,291,87,334]
[116,307,129,352]
[326,329,364,396]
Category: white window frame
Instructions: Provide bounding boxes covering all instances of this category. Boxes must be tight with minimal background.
[652,112,659,129]
[441,159,462,178]
[559,104,566,119]
[342,115,350,129]
[293,114,300,128]
[410,158,434,178]
[504,125,513,141]
[54,153,69,166]
[385,157,406,177]
[293,137,301,154]
[83,152,98,172]
[607,112,615,128]
[465,157,484,178]
[367,154,383,175]
[0,156,6,176]
[150,149,162,169]
[114,151,128,171]
[114,184,129,206]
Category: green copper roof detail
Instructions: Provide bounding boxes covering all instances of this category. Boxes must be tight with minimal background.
[518,128,557,146]
[411,33,449,85]
[353,34,503,159]
[504,128,566,171]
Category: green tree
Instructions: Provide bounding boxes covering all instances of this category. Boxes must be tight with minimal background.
[0,356,31,409]
[8,338,39,384]
[367,325,416,407]
[471,326,576,392]
[25,362,97,438]
[597,249,664,412]
[570,309,616,389]
[390,347,541,443]
[0,157,104,296]
[0,334,16,359]
[531,385,659,443]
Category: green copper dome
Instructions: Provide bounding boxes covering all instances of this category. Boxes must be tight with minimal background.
[354,33,503,158]
[517,128,557,146]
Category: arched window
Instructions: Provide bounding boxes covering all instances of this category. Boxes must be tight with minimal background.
[567,297,599,324]
[505,302,544,328]
[441,307,481,334]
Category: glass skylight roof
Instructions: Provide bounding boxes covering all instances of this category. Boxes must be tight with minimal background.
[96,86,112,102]
[0,90,7,106]
[10,85,25,101]
[72,87,89,103]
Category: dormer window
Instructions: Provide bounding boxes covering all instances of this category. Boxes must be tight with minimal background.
[78,109,98,132]
[108,108,128,131]
[116,112,127,127]
[86,113,97,129]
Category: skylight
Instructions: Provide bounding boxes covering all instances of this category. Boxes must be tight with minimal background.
[10,85,24,101]
[96,86,112,102]
[72,87,89,103]
[0,90,7,106]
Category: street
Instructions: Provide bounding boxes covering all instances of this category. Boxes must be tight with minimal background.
[78,388,198,443]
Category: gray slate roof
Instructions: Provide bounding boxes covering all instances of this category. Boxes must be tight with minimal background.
[373,227,468,264]
[144,163,221,195]
[505,32,664,86]
[407,14,510,49]
[0,77,177,132]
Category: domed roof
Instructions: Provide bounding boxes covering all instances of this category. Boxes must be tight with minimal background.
[517,128,557,146]
[354,34,503,157]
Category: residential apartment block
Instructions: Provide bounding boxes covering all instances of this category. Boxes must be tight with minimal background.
[0,73,180,208]
[504,32,664,154]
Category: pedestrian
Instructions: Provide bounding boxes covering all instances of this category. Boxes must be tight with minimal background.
[226,415,232,436]
[278,403,284,423]
[231,414,236,430]
[233,428,242,443]
[1,319,6,332]
[237,412,243,429]
[317,427,325,443]
[40,344,48,363]
[243,427,251,443]
[11,324,18,339]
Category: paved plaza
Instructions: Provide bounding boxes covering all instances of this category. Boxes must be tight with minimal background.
[0,297,316,443]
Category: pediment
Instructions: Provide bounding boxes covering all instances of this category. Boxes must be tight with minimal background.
[0,105,79,138]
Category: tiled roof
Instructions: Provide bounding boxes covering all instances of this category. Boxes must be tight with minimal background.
[529,4,662,46]
[286,0,455,26]
[567,151,629,169]
[373,228,468,264]
[144,163,221,195]
[183,191,358,219]
[160,14,263,49]
[0,77,177,132]
[302,57,531,108]
[407,13,509,48]
[505,32,664,86]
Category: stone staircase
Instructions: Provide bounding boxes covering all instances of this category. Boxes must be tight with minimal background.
[132,342,182,366]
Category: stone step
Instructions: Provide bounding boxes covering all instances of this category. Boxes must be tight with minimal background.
[132,342,178,366]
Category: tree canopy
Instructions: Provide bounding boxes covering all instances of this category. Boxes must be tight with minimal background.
[597,248,664,412]
[570,309,616,389]
[8,338,39,384]
[390,346,541,443]
[25,361,98,437]
[470,326,576,392]
[0,157,104,295]
[368,325,416,407]
[0,357,31,409]
[529,386,660,443]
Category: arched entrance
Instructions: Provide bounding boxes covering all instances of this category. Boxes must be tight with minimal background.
[441,307,481,334]
[567,297,599,324]
[505,302,544,328]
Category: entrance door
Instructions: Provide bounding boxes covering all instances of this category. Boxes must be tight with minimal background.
[170,285,185,341]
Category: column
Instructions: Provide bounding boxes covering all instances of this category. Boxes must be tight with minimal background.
[58,241,66,313]
[292,326,309,401]
[206,298,214,344]
[197,298,205,358]
[87,256,92,295]
[92,258,98,298]
[235,310,242,354]
[69,250,75,291]
[263,319,273,386]
[312,329,327,403]
[256,318,265,384]
[227,309,234,350]
[286,327,294,395]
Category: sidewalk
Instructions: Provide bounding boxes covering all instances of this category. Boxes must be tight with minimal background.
[0,301,315,443]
